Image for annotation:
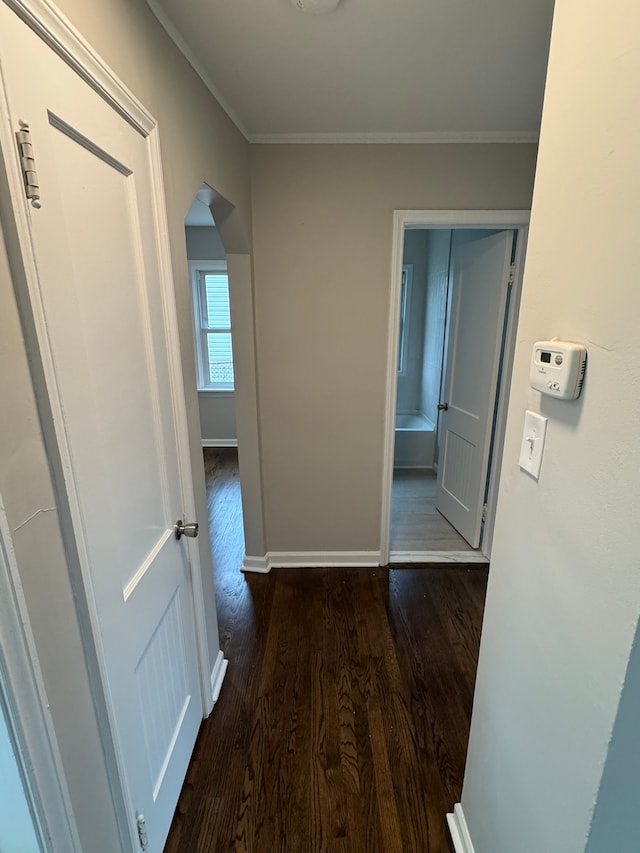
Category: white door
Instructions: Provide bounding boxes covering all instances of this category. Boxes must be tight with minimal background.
[436,231,515,548]
[0,8,203,852]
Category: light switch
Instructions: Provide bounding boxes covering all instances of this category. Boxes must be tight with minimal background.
[519,410,548,480]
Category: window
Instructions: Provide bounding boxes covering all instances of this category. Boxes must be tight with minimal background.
[190,262,234,391]
[397,264,413,375]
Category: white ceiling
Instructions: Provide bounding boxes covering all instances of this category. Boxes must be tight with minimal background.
[148,0,554,142]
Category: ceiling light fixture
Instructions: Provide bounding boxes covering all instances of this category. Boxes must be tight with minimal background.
[291,0,341,14]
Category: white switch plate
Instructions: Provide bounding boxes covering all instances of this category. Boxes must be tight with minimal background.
[519,410,548,480]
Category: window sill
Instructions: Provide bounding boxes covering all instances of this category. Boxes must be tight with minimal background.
[197,388,235,397]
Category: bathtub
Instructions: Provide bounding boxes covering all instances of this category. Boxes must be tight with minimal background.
[394,412,436,468]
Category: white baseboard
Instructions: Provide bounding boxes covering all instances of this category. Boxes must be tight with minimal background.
[390,550,489,564]
[447,803,476,853]
[267,550,381,569]
[202,439,238,448]
[242,554,271,574]
[209,650,228,707]
[242,551,381,573]
[393,464,435,471]
[241,550,486,572]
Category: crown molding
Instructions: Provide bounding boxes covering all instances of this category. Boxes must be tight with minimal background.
[145,0,249,140]
[145,2,540,148]
[248,130,539,144]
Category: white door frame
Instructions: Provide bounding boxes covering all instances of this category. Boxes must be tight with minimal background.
[381,210,530,565]
[481,227,529,557]
[0,495,82,853]
[0,1,214,849]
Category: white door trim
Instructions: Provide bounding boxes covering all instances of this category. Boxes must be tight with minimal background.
[3,0,154,135]
[0,0,214,848]
[147,123,215,716]
[0,495,82,853]
[447,803,476,853]
[381,210,531,565]
[481,227,528,557]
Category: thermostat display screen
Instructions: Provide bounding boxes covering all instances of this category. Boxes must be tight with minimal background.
[540,351,552,364]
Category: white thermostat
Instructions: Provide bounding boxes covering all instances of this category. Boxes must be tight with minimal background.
[530,340,587,400]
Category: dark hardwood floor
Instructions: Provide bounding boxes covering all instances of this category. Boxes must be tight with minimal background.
[164,449,488,853]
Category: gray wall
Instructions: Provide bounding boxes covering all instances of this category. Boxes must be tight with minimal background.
[459,0,640,850]
[198,392,237,443]
[421,230,450,443]
[0,695,41,851]
[0,0,253,848]
[185,225,238,443]
[250,142,538,553]
[585,619,640,852]
[396,230,429,413]
[185,225,226,260]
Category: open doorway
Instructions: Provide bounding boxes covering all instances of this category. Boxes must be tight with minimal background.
[185,186,245,575]
[391,229,461,555]
[381,211,530,565]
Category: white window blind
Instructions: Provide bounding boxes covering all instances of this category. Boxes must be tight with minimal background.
[192,265,234,390]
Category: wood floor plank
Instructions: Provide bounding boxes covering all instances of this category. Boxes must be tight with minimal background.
[391,469,475,552]
[367,700,404,853]
[164,451,488,853]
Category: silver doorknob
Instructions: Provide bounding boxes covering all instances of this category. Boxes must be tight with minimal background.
[437,403,449,411]
[174,519,199,540]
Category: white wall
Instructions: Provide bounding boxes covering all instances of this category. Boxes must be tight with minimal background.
[460,1,640,851]
[185,226,238,443]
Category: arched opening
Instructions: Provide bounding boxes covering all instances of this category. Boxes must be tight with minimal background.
[183,183,266,577]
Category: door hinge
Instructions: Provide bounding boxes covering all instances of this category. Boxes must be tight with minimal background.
[508,263,515,287]
[136,813,148,852]
[15,121,41,209]
[482,503,487,522]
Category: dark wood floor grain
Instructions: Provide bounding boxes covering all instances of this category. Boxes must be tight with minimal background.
[164,450,488,853]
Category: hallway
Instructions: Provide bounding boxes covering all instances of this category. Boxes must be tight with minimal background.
[164,450,488,852]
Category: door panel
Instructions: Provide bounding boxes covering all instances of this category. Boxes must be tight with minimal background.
[0,8,202,852]
[46,119,172,572]
[436,231,514,548]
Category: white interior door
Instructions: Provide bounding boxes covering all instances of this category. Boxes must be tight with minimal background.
[0,9,203,852]
[436,231,515,548]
